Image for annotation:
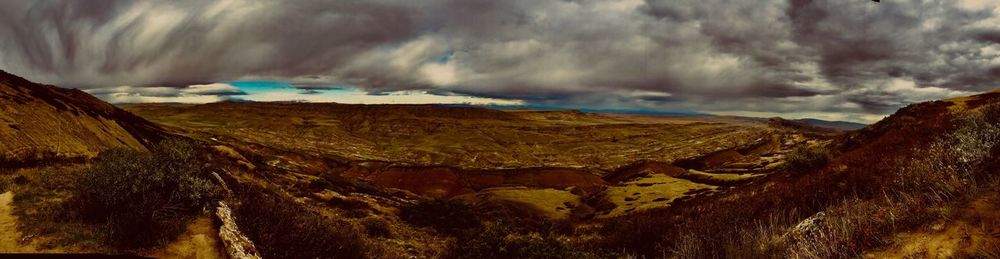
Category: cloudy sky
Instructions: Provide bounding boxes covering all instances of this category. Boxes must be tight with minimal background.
[1,0,999,123]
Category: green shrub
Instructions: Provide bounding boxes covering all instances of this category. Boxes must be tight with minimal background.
[783,145,831,174]
[71,140,220,248]
[233,189,366,259]
[401,199,480,233]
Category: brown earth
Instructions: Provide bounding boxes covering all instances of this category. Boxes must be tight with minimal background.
[0,191,35,253]
[144,216,226,259]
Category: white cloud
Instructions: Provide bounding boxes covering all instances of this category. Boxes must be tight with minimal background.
[86,83,523,106]
[240,90,524,105]
[182,83,244,95]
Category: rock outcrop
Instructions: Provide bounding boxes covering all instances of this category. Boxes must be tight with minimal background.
[215,202,260,259]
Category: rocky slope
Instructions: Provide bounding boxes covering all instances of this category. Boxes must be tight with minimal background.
[0,70,168,166]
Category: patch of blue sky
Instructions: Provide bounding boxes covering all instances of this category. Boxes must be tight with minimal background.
[228,80,361,95]
[227,81,293,93]
[434,51,454,63]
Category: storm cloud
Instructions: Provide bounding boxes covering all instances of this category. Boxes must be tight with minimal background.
[1,0,998,122]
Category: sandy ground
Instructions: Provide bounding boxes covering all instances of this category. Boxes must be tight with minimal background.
[0,191,36,253]
[145,216,225,259]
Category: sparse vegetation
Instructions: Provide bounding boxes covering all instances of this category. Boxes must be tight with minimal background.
[7,166,100,250]
[70,140,221,248]
[455,221,603,259]
[233,186,366,259]
[0,148,82,170]
[361,217,395,238]
[401,198,481,233]
[584,100,1000,258]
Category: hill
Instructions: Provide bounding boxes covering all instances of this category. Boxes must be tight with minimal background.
[795,118,867,131]
[593,89,1000,258]
[0,70,168,167]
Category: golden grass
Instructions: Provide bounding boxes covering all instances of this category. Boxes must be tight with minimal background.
[455,187,582,220]
[684,169,762,183]
[598,174,715,218]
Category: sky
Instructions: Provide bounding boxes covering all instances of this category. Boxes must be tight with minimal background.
[1,0,999,123]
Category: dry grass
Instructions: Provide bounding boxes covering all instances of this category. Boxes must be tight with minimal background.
[596,174,715,218]
[679,169,762,186]
[453,187,583,220]
[579,100,1000,258]
[3,165,100,252]
[124,102,770,170]
[231,184,366,259]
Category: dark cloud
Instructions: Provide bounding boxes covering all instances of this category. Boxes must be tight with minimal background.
[974,30,1000,43]
[298,89,324,95]
[291,83,347,91]
[0,0,998,123]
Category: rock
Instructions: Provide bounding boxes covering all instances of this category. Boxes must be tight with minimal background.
[211,172,232,197]
[786,212,827,243]
[215,202,261,259]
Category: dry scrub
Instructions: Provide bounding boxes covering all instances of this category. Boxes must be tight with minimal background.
[586,102,1000,258]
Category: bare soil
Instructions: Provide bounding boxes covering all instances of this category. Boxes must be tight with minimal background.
[0,191,36,253]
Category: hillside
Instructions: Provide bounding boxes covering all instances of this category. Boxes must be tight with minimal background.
[0,70,167,166]
[795,118,867,131]
[599,89,1000,258]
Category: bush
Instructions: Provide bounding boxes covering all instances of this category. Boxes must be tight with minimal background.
[362,217,394,238]
[71,140,220,248]
[233,188,366,259]
[401,199,480,233]
[782,145,831,174]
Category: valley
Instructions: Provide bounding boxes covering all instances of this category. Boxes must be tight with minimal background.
[124,102,818,220]
[1,70,998,258]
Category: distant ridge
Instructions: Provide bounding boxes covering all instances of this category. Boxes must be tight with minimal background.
[794,118,867,131]
[446,103,707,116]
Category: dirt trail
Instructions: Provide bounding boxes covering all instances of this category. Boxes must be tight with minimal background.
[867,194,1000,258]
[0,191,36,253]
[145,216,225,259]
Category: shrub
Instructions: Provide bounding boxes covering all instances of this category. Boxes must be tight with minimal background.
[401,199,480,233]
[71,140,220,248]
[782,145,831,174]
[233,188,366,259]
[361,217,394,238]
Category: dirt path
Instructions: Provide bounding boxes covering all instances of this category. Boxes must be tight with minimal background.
[867,194,1000,258]
[144,216,225,259]
[0,191,36,253]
